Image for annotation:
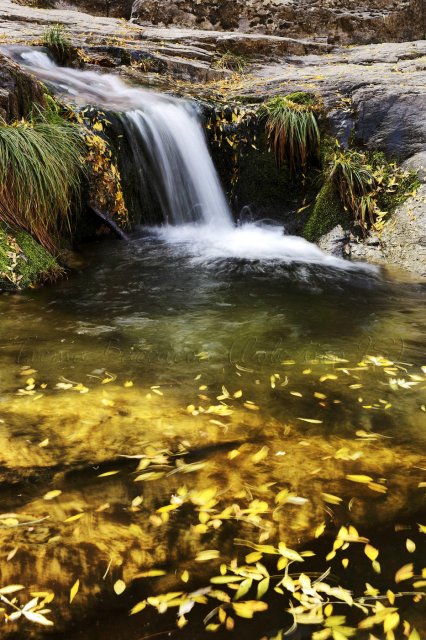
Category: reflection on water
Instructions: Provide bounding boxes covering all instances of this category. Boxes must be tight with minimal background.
[0,232,425,638]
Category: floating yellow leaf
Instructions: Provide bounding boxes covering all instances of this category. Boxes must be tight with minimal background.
[406,539,416,553]
[70,579,79,604]
[251,446,269,463]
[364,544,379,562]
[181,570,189,583]
[211,576,243,584]
[195,550,220,562]
[64,513,84,523]
[135,570,166,578]
[346,474,373,484]
[98,470,120,478]
[395,563,414,583]
[130,601,147,615]
[114,580,126,595]
[244,402,260,411]
[297,418,323,424]
[321,493,342,505]
[43,490,62,500]
[0,585,24,595]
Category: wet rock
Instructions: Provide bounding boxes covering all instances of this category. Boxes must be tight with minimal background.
[0,52,45,121]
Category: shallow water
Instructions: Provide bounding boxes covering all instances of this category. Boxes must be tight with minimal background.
[0,231,425,638]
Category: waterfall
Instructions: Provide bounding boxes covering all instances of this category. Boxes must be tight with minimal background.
[15,49,232,228]
[8,47,374,270]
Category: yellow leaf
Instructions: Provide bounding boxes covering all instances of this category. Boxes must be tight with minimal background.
[135,570,166,578]
[315,522,326,538]
[130,601,147,615]
[245,551,263,564]
[364,544,379,562]
[195,550,220,562]
[346,474,373,484]
[114,580,126,595]
[181,570,189,583]
[64,513,84,523]
[395,563,414,583]
[321,492,342,505]
[406,539,416,553]
[228,449,240,460]
[297,418,323,424]
[384,612,400,632]
[98,470,120,478]
[70,579,79,604]
[43,490,62,500]
[251,446,269,463]
[0,585,25,595]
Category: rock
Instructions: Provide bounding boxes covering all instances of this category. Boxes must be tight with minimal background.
[329,186,426,277]
[379,184,426,276]
[130,0,425,44]
[0,51,45,122]
[317,225,348,257]
[14,0,134,18]
[402,151,426,183]
[351,84,426,161]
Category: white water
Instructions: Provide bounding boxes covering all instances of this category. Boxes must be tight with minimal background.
[13,48,374,271]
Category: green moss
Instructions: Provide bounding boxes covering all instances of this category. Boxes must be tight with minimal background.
[304,181,349,242]
[0,224,61,291]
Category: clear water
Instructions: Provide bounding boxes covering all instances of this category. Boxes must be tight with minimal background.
[0,232,425,637]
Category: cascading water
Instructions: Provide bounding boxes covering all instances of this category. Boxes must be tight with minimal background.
[9,47,374,271]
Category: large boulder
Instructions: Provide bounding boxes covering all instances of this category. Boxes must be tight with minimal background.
[131,0,425,44]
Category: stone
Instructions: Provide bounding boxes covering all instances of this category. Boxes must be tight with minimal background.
[0,52,45,122]
[130,0,426,45]
[402,151,426,183]
[317,225,348,257]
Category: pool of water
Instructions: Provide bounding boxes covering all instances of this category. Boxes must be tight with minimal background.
[0,230,425,639]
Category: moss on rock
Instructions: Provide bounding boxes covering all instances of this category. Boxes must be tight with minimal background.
[304,181,349,242]
[0,224,62,291]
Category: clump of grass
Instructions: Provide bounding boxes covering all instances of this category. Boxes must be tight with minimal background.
[259,93,321,172]
[213,51,248,74]
[0,107,84,252]
[41,24,73,65]
[326,147,376,230]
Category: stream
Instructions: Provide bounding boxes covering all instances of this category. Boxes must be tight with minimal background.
[0,48,425,640]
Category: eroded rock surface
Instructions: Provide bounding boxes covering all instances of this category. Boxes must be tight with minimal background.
[130,0,425,45]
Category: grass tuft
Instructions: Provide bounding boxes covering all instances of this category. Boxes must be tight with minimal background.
[260,93,321,172]
[326,147,376,230]
[41,24,73,65]
[0,106,84,252]
[213,51,248,74]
